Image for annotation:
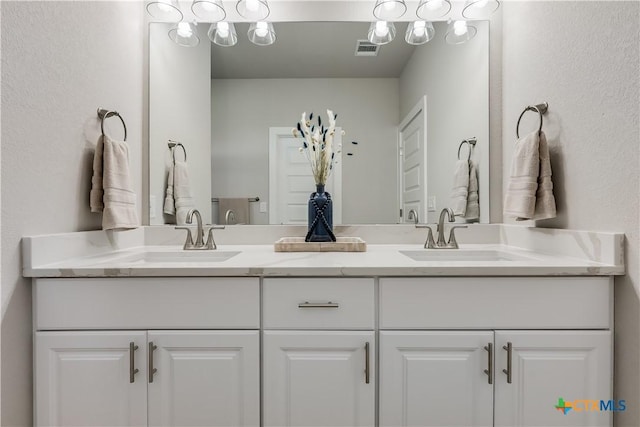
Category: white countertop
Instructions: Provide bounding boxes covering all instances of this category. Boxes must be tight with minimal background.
[23,239,624,278]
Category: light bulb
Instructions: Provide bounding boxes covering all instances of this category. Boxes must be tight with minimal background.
[201,1,215,11]
[412,20,426,37]
[217,21,229,37]
[375,21,389,37]
[255,21,269,37]
[426,0,443,11]
[177,22,193,38]
[383,1,396,11]
[453,20,468,36]
[246,0,260,12]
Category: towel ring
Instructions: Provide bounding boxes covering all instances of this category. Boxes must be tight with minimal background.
[516,102,548,139]
[457,137,477,161]
[97,108,127,141]
[168,141,187,162]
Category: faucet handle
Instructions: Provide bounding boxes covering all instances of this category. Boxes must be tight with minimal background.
[416,225,436,249]
[203,226,225,250]
[447,225,468,249]
[175,226,195,250]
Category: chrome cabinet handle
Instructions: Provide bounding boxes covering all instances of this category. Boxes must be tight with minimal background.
[298,301,339,308]
[129,342,139,383]
[365,342,370,384]
[502,342,512,384]
[484,343,493,384]
[148,342,158,383]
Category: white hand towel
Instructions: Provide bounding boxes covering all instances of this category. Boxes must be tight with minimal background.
[90,135,105,213]
[464,161,480,220]
[163,162,176,215]
[173,160,194,225]
[504,130,556,221]
[101,134,139,230]
[451,159,470,216]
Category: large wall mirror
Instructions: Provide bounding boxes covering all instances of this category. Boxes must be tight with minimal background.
[149,20,489,225]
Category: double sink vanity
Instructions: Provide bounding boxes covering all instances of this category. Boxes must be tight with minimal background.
[23,223,623,427]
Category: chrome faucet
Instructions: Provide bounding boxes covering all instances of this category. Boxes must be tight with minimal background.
[415,207,467,249]
[225,209,236,225]
[407,209,419,224]
[175,208,225,250]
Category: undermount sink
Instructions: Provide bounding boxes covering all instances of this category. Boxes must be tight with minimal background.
[104,250,241,265]
[399,249,533,262]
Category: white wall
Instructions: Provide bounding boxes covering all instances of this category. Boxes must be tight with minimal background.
[502,2,640,425]
[149,23,211,225]
[399,21,490,223]
[211,78,400,224]
[0,1,144,424]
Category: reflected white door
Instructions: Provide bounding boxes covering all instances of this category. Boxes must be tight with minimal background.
[269,127,342,225]
[263,330,375,427]
[148,331,259,427]
[380,331,494,427]
[35,331,148,427]
[398,97,427,223]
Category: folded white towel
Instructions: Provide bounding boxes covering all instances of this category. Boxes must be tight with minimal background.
[173,160,194,225]
[100,134,139,230]
[464,161,480,220]
[90,135,105,213]
[451,159,470,216]
[163,162,175,216]
[504,130,556,221]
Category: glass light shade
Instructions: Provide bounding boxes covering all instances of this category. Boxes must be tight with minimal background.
[168,21,200,47]
[405,21,435,45]
[191,0,226,22]
[208,22,238,47]
[248,22,276,46]
[367,21,396,45]
[373,0,407,20]
[445,20,477,44]
[146,0,183,22]
[416,0,451,20]
[236,0,270,20]
[462,0,500,19]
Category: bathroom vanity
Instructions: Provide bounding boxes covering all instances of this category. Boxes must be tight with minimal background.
[23,225,623,427]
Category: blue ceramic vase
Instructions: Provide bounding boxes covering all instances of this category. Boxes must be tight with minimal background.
[305,184,336,242]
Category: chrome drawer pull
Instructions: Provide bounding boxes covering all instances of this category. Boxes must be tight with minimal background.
[365,342,370,384]
[502,342,513,384]
[298,301,339,308]
[129,342,139,383]
[484,343,493,385]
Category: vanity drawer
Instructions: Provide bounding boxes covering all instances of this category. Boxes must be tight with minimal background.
[380,277,612,329]
[263,278,375,329]
[34,277,259,330]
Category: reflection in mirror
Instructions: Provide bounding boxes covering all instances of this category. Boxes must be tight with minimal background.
[149,21,489,225]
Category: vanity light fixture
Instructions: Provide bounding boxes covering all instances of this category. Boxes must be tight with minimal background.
[168,21,200,47]
[462,0,500,19]
[208,21,238,46]
[416,0,451,20]
[405,20,435,45]
[444,19,477,45]
[248,21,276,46]
[191,0,226,22]
[236,0,270,21]
[373,0,407,21]
[146,0,183,22]
[367,21,396,45]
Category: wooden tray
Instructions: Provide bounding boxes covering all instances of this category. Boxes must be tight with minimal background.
[274,237,367,252]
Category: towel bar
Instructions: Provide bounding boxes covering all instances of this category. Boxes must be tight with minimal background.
[97,108,127,141]
[516,102,548,138]
[457,137,477,161]
[211,197,260,203]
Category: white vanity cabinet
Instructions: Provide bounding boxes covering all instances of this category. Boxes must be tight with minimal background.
[262,278,376,427]
[33,278,260,427]
[379,277,613,427]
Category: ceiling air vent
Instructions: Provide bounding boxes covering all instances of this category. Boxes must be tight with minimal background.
[355,40,380,57]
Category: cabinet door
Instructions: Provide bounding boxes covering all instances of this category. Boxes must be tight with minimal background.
[148,331,259,427]
[35,331,147,427]
[379,331,494,427]
[495,331,612,427]
[263,330,375,427]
